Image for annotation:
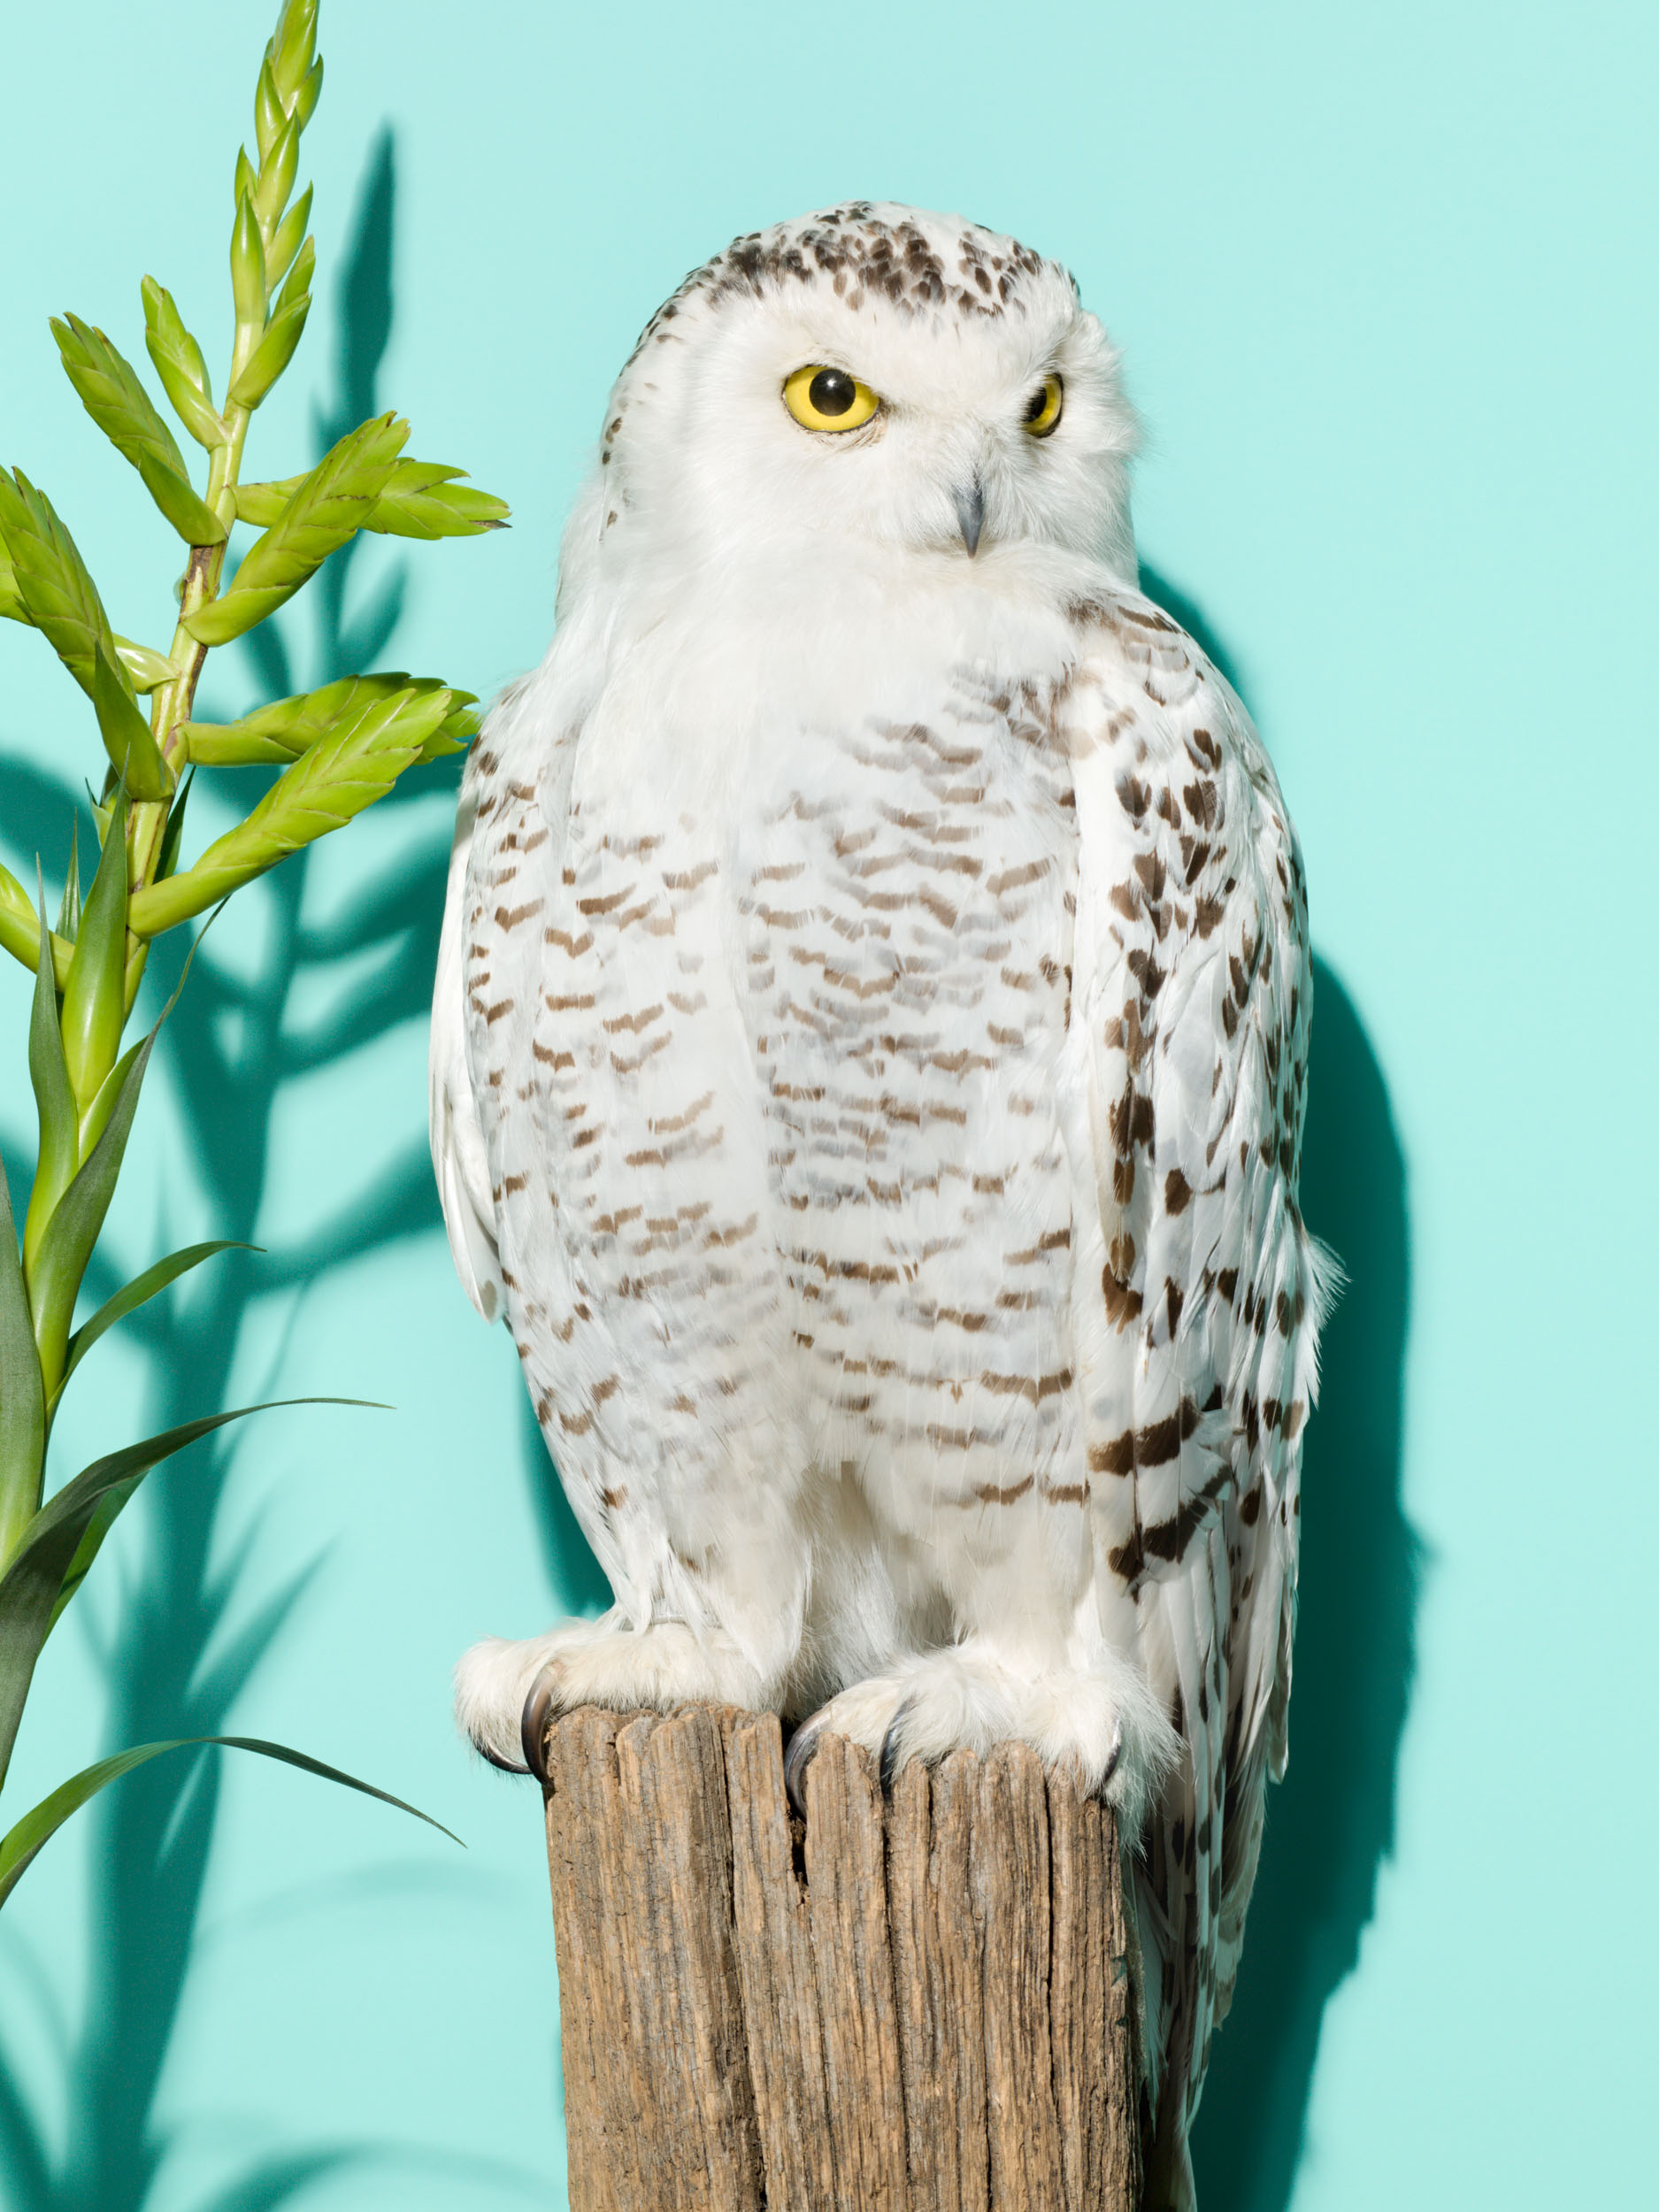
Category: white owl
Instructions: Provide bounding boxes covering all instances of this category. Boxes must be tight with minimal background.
[429,204,1328,2207]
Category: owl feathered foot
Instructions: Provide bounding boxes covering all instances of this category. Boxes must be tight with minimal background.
[785,1641,1179,1839]
[454,1611,768,1773]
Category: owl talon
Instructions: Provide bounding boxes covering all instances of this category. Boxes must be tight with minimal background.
[521,1667,557,1785]
[784,1720,822,1818]
[879,1698,915,1795]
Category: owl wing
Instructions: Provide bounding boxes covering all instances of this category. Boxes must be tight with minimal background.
[429,661,585,1328]
[430,769,504,1322]
[1059,589,1328,2188]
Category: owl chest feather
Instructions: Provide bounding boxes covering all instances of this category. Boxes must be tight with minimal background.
[489,580,1146,1520]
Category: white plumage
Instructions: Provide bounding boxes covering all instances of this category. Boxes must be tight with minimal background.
[430,204,1327,2206]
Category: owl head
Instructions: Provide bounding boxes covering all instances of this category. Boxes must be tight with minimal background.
[565,204,1139,601]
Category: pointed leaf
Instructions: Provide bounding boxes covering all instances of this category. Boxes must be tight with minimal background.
[0,1732,457,1909]
[238,461,511,541]
[57,1240,254,1403]
[183,414,407,644]
[226,292,311,411]
[294,54,324,131]
[130,684,451,935]
[0,1156,46,1574]
[29,1023,149,1394]
[112,634,180,693]
[92,642,173,799]
[230,193,266,331]
[155,767,193,883]
[254,112,301,230]
[361,463,511,541]
[21,885,77,1278]
[272,0,319,106]
[265,185,313,289]
[0,869,69,988]
[43,1481,133,1634]
[0,1397,380,1786]
[58,788,130,1111]
[134,455,227,547]
[142,278,224,450]
[184,672,456,763]
[56,827,81,939]
[50,311,188,479]
[0,540,27,625]
[0,472,117,697]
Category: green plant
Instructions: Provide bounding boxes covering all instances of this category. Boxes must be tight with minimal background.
[0,0,504,1903]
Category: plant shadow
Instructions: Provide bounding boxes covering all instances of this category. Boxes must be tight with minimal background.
[1139,566,1419,2212]
[0,129,527,2211]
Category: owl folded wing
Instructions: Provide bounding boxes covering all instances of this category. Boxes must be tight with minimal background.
[1060,589,1330,2153]
[429,777,505,1323]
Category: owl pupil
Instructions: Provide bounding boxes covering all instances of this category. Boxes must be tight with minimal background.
[1024,384,1048,423]
[809,369,856,417]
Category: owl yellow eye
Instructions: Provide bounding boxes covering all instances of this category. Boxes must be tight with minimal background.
[782,364,881,434]
[1022,375,1064,438]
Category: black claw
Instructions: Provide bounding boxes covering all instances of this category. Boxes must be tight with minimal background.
[879,1698,916,1796]
[521,1667,557,1785]
[478,1739,530,1776]
[784,1721,822,1819]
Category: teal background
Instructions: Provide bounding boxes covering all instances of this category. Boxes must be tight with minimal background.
[2,2,1655,2205]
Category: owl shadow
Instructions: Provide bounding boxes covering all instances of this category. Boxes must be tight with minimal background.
[1141,568,1420,2212]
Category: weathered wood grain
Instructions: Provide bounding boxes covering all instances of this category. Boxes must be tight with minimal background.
[541,1707,1140,2211]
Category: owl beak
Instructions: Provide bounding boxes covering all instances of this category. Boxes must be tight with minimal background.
[953,476,985,557]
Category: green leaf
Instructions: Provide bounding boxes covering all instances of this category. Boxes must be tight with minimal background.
[273,234,315,316]
[254,58,287,164]
[21,883,77,1279]
[294,54,324,131]
[0,869,70,988]
[0,471,117,697]
[57,1240,254,1407]
[232,473,304,527]
[254,109,301,229]
[29,1021,149,1394]
[0,1398,380,1789]
[230,192,266,331]
[50,311,188,479]
[0,538,30,625]
[362,462,511,541]
[142,278,225,450]
[184,413,408,646]
[50,314,227,548]
[272,0,319,107]
[226,292,310,411]
[236,459,509,541]
[138,457,227,547]
[92,642,173,801]
[44,1484,128,1634]
[155,767,193,883]
[130,682,451,936]
[0,1732,458,1909]
[58,788,129,1117]
[183,672,467,764]
[56,826,81,940]
[111,634,180,693]
[0,1155,46,1575]
[266,186,312,288]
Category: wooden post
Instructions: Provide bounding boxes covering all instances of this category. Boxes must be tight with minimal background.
[540,1706,1141,2211]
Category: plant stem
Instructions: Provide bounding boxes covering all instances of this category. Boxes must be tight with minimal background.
[122,403,252,1012]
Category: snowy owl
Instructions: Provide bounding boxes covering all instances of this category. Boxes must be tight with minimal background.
[429,203,1326,2205]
